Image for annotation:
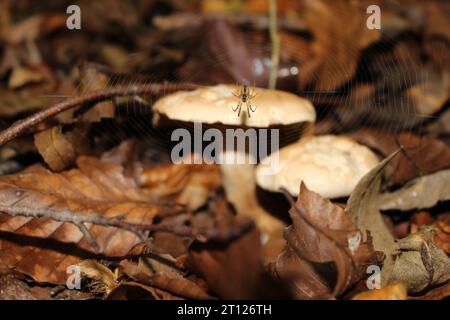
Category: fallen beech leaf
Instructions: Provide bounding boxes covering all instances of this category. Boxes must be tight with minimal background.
[0,272,51,300]
[432,222,450,255]
[380,169,450,211]
[382,226,450,293]
[77,260,119,295]
[347,152,399,258]
[0,88,49,117]
[79,65,114,122]
[0,156,172,284]
[351,130,450,186]
[348,151,450,292]
[406,68,449,116]
[346,151,398,287]
[34,126,77,171]
[274,183,383,299]
[187,227,269,299]
[8,65,46,89]
[338,66,449,129]
[185,196,281,299]
[139,161,221,211]
[4,14,66,45]
[120,253,213,300]
[352,283,407,300]
[303,0,380,91]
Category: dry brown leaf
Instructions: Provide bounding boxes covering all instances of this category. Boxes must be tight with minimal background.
[348,152,450,292]
[187,228,269,299]
[185,196,283,299]
[0,156,172,284]
[79,65,114,122]
[0,272,52,300]
[380,169,450,211]
[352,283,407,300]
[303,0,380,90]
[347,152,400,286]
[34,126,77,171]
[77,260,119,295]
[274,183,383,299]
[351,129,450,186]
[8,65,47,89]
[432,222,450,255]
[339,65,449,129]
[139,161,221,211]
[4,14,66,45]
[382,226,450,293]
[120,253,213,300]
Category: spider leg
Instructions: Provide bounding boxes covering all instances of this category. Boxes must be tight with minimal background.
[232,101,242,112]
[248,103,257,112]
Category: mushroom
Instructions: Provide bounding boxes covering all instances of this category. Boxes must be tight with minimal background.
[152,84,316,160]
[151,84,316,254]
[152,84,315,127]
[256,135,380,199]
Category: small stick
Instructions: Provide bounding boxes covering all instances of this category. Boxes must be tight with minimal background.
[268,0,280,90]
[0,205,254,252]
[0,83,198,146]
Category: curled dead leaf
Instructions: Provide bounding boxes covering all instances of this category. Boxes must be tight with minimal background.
[274,183,383,299]
[120,253,213,300]
[383,226,450,293]
[34,126,77,171]
[347,150,450,293]
[77,260,119,295]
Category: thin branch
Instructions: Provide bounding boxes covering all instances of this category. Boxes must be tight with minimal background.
[0,205,254,252]
[268,0,280,90]
[153,12,307,33]
[0,83,199,147]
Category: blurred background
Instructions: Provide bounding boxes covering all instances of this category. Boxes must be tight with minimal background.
[0,0,449,164]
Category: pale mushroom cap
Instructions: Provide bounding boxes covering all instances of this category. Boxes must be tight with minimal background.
[256,135,380,199]
[152,84,316,127]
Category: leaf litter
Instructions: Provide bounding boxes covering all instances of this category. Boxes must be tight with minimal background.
[0,0,449,300]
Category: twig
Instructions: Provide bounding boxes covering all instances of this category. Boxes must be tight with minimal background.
[0,83,199,147]
[268,0,280,90]
[0,205,254,252]
[153,12,307,33]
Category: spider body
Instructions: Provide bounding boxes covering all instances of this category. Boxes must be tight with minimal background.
[232,85,257,117]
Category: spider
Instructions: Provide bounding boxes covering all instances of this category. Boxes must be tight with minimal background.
[232,85,257,117]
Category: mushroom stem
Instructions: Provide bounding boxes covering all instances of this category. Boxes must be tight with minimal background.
[220,153,285,250]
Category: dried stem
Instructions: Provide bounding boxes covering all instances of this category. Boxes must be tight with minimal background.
[0,83,199,147]
[268,0,280,89]
[153,12,307,33]
[0,205,254,252]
